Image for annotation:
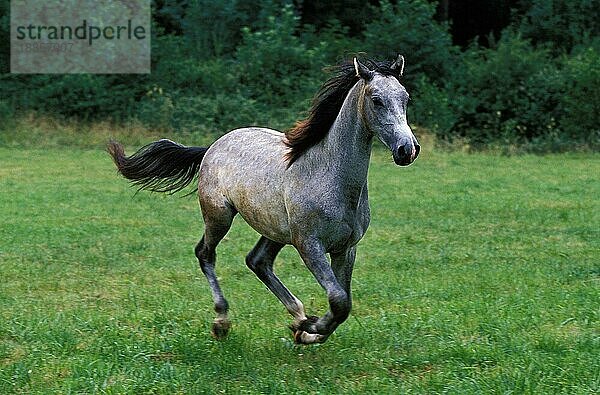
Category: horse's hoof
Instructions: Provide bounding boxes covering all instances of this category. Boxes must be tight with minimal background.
[211,319,231,340]
[293,330,326,345]
[289,316,325,344]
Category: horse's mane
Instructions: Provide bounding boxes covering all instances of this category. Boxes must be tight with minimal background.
[284,57,402,165]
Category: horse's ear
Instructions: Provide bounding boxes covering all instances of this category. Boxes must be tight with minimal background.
[390,54,405,76]
[353,57,373,81]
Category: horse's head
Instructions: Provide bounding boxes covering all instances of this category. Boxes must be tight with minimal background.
[354,55,420,166]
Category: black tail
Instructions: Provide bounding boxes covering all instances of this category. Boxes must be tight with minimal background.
[107,139,208,195]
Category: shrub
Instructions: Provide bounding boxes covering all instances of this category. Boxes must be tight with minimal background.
[150,48,239,97]
[0,99,11,127]
[409,76,456,135]
[362,0,457,87]
[443,33,599,149]
[300,20,360,64]
[445,35,562,146]
[136,86,175,132]
[183,0,244,59]
[515,0,600,54]
[235,5,326,108]
[2,75,145,120]
[558,47,600,147]
[170,93,262,135]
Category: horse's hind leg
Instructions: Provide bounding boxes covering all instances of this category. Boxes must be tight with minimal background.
[195,204,236,339]
[246,236,307,328]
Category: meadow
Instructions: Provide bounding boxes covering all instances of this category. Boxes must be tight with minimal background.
[0,142,598,393]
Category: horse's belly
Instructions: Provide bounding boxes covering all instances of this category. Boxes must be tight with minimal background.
[235,198,291,244]
[224,167,291,244]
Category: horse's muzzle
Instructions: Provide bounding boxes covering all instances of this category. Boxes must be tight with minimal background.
[393,141,420,166]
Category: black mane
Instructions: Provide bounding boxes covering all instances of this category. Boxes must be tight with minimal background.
[284,57,402,165]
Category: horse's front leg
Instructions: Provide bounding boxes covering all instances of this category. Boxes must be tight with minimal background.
[330,246,356,298]
[293,241,353,344]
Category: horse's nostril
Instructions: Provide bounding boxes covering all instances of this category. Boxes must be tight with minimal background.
[394,144,411,165]
[394,142,419,166]
[396,147,407,161]
[402,144,413,158]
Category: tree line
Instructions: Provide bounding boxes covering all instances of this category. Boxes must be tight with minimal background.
[0,0,598,150]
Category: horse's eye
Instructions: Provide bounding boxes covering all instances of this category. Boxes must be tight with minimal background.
[372,97,384,107]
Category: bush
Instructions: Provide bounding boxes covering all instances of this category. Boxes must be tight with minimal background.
[183,0,244,59]
[235,5,326,108]
[362,0,457,87]
[0,99,11,126]
[136,86,175,132]
[558,47,600,147]
[300,20,359,65]
[169,93,261,134]
[441,34,599,150]
[2,75,145,120]
[445,35,560,145]
[0,0,596,151]
[150,48,239,97]
[409,76,456,135]
[515,0,600,54]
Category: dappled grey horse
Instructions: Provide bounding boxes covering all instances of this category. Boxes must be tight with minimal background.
[108,55,420,344]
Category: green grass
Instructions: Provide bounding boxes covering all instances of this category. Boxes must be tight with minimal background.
[0,145,598,394]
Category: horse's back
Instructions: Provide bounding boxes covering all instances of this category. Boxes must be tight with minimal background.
[201,127,288,176]
[198,127,292,244]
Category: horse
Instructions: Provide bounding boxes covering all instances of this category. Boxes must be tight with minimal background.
[107,55,420,344]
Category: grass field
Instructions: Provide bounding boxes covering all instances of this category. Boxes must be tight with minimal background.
[0,144,598,394]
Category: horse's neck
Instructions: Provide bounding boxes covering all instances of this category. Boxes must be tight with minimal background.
[305,82,372,189]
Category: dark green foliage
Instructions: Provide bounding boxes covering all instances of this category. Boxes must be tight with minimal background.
[443,34,599,149]
[0,0,597,150]
[558,48,600,146]
[171,93,262,133]
[298,0,375,35]
[447,36,556,144]
[0,99,10,126]
[1,74,145,120]
[0,0,8,73]
[514,0,600,53]
[408,76,456,134]
[363,0,456,86]
[236,5,324,107]
[183,0,244,59]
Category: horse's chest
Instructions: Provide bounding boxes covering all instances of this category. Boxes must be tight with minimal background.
[286,182,370,250]
[352,195,371,243]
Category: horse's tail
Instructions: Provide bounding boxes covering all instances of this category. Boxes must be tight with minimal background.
[107,139,208,195]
